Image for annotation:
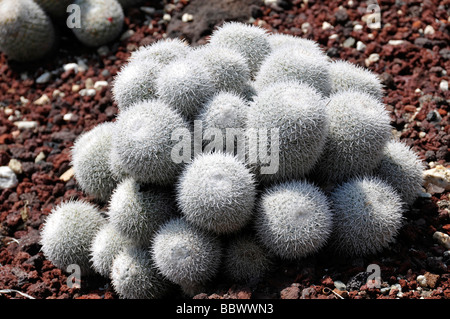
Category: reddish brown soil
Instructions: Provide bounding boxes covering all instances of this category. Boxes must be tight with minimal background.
[0,0,449,300]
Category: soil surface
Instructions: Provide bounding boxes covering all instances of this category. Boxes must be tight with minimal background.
[0,0,449,300]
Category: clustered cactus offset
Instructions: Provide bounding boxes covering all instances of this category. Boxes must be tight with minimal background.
[40,22,426,299]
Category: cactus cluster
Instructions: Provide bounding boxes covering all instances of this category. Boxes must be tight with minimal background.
[41,22,425,299]
[0,0,134,62]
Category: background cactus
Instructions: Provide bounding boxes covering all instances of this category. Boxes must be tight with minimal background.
[312,90,392,185]
[71,0,124,47]
[111,245,172,299]
[177,152,256,235]
[34,0,72,21]
[329,176,405,256]
[107,177,176,246]
[374,139,425,206]
[151,218,222,293]
[255,180,334,260]
[0,0,56,62]
[246,81,328,184]
[40,200,106,276]
[71,121,119,202]
[90,222,133,277]
[111,99,190,185]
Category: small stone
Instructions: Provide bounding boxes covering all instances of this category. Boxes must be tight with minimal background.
[0,166,18,189]
[14,121,38,130]
[280,285,300,299]
[140,6,155,15]
[433,231,450,250]
[388,40,404,45]
[120,30,135,41]
[343,37,355,48]
[417,275,427,288]
[353,24,363,32]
[440,80,448,91]
[36,72,51,84]
[101,69,110,77]
[334,280,346,291]
[423,272,439,289]
[52,89,65,98]
[85,78,94,89]
[181,13,193,22]
[33,94,50,105]
[94,81,108,90]
[35,151,46,163]
[301,22,311,34]
[63,113,74,122]
[365,53,380,67]
[79,89,97,97]
[423,165,450,191]
[322,21,333,30]
[163,13,171,21]
[97,46,110,56]
[20,96,29,105]
[60,167,74,182]
[72,84,80,92]
[8,159,23,174]
[63,63,79,73]
[424,25,435,35]
[356,41,366,52]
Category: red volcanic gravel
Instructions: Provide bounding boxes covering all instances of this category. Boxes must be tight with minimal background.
[0,0,449,300]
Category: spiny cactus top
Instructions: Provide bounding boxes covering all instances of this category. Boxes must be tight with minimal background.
[71,0,124,47]
[208,21,272,78]
[177,152,256,234]
[0,0,56,62]
[255,180,333,260]
[71,121,119,202]
[246,81,328,184]
[268,32,326,57]
[330,176,405,257]
[329,60,384,100]
[111,99,190,185]
[374,139,425,206]
[40,200,106,276]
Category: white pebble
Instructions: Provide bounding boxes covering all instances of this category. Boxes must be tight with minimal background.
[94,81,108,90]
[301,22,311,33]
[417,275,427,288]
[36,72,51,84]
[140,6,155,15]
[365,53,380,66]
[181,13,193,22]
[433,231,450,249]
[63,63,79,73]
[322,21,333,30]
[353,24,363,32]
[440,80,448,91]
[388,40,404,45]
[79,89,97,97]
[424,25,435,35]
[63,113,74,121]
[356,41,366,52]
[0,166,18,189]
[14,121,38,130]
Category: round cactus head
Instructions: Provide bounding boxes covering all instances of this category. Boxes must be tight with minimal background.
[374,140,425,206]
[156,57,216,121]
[0,0,56,62]
[40,200,106,276]
[177,152,256,235]
[151,218,222,290]
[111,99,190,185]
[254,180,333,260]
[111,245,172,299]
[90,222,133,277]
[253,45,332,96]
[188,45,251,96]
[268,32,325,57]
[108,177,177,246]
[208,21,272,78]
[329,60,384,100]
[129,38,191,65]
[312,90,392,185]
[71,0,124,47]
[329,176,405,256]
[71,122,120,202]
[246,81,328,184]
